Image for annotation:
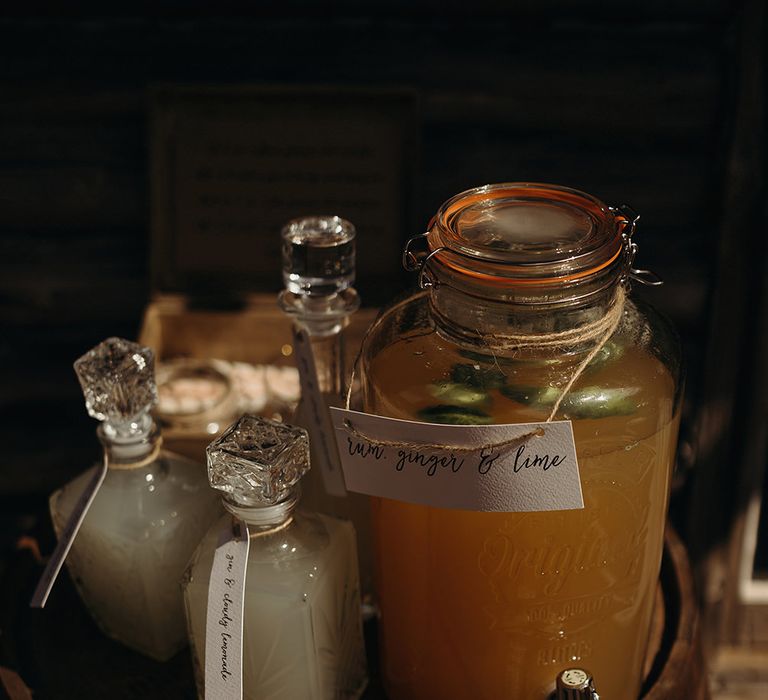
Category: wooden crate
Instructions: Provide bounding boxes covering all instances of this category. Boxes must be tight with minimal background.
[138,293,378,461]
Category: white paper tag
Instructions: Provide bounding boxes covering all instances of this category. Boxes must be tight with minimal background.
[205,518,250,700]
[330,408,583,512]
[30,457,109,608]
[292,326,347,497]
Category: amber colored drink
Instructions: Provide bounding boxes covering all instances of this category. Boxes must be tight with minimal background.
[364,328,679,700]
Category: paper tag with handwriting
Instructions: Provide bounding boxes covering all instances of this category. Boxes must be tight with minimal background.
[292,326,347,497]
[330,408,583,512]
[205,518,250,700]
[30,458,109,608]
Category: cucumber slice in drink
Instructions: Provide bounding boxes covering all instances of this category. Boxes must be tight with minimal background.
[428,382,491,409]
[584,340,626,374]
[561,386,638,418]
[500,384,638,418]
[417,405,494,425]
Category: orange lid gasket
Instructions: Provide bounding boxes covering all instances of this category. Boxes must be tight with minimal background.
[432,244,624,287]
[427,183,626,288]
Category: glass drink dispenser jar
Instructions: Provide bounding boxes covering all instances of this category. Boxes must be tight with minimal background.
[359,183,682,699]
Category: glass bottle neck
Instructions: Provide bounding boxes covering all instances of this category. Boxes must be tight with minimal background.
[280,289,359,398]
[305,330,345,397]
[222,488,300,531]
[98,417,162,468]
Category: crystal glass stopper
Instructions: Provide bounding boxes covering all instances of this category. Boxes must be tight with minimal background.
[282,216,356,296]
[207,415,310,506]
[74,337,157,433]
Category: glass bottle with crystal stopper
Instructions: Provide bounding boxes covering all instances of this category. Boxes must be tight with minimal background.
[278,215,374,601]
[49,338,221,661]
[182,414,368,700]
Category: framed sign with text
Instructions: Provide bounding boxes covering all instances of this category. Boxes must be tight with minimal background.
[151,85,417,302]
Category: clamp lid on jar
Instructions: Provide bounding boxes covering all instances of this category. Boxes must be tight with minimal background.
[404,183,647,303]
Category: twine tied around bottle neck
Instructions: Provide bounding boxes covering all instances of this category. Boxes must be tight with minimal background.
[105,436,164,470]
[223,490,299,532]
[343,286,626,448]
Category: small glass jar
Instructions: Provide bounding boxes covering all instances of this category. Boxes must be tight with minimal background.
[359,183,682,700]
[155,358,239,431]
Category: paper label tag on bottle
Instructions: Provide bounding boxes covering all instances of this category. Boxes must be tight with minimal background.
[330,408,584,512]
[292,326,348,497]
[30,458,109,608]
[205,517,250,700]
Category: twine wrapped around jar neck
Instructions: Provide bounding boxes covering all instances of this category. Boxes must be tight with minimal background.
[432,281,627,423]
[537,286,625,422]
[471,285,628,422]
[480,286,625,353]
[347,286,626,430]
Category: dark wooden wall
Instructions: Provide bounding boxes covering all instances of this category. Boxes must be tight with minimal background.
[0,2,758,569]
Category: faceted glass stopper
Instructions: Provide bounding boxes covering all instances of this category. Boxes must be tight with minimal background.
[207,414,310,506]
[282,216,356,296]
[74,337,157,430]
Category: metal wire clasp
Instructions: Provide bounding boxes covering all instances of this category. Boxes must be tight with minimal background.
[613,204,664,287]
[402,232,445,289]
